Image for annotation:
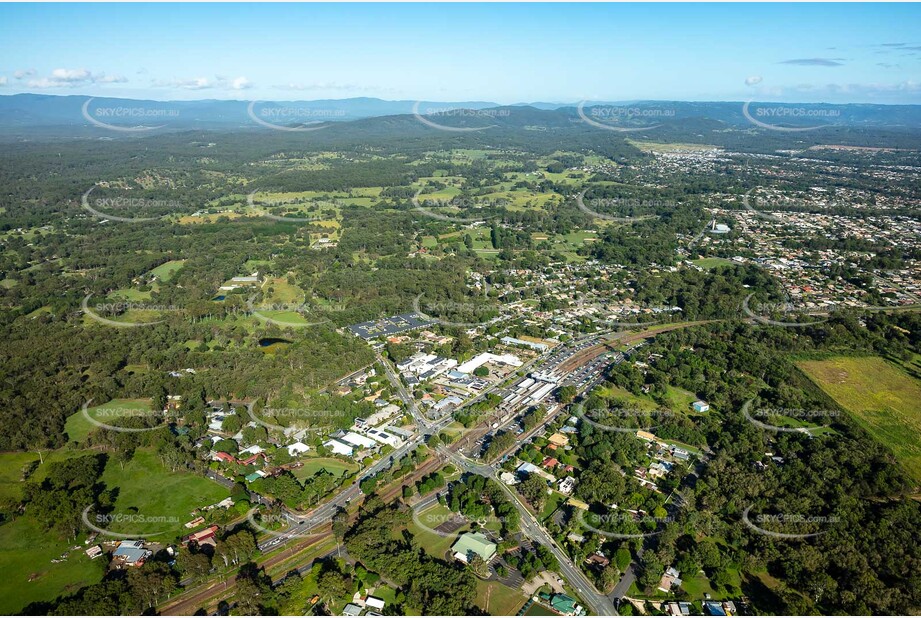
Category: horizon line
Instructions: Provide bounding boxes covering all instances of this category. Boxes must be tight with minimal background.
[3,92,920,107]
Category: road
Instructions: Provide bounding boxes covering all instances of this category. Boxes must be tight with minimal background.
[438,447,619,617]
[168,322,702,614]
[257,432,426,552]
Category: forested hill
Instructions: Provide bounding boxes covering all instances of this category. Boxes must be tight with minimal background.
[2,93,921,149]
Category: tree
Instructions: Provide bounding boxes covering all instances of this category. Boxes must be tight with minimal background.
[222,413,243,435]
[177,548,212,580]
[469,554,490,578]
[234,563,274,615]
[317,566,353,602]
[518,473,548,511]
[332,507,349,542]
[557,385,577,404]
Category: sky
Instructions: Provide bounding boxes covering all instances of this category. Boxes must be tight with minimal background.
[1,3,919,104]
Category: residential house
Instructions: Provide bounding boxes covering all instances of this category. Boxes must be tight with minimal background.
[658,566,683,592]
[112,540,151,567]
[558,476,576,495]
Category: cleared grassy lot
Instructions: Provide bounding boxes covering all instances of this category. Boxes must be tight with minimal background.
[64,398,155,443]
[797,356,921,482]
[476,579,528,616]
[98,447,228,537]
[406,502,469,560]
[149,259,186,282]
[0,447,195,612]
[0,515,105,614]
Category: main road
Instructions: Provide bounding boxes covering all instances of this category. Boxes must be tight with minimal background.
[376,338,621,617]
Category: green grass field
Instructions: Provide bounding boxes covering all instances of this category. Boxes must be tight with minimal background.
[406,502,469,560]
[663,385,700,412]
[691,257,734,270]
[680,568,742,599]
[0,448,110,503]
[254,309,316,327]
[98,447,228,538]
[149,259,186,282]
[0,451,42,502]
[263,277,304,304]
[0,515,106,614]
[797,356,921,482]
[63,398,155,443]
[108,288,152,301]
[476,579,528,616]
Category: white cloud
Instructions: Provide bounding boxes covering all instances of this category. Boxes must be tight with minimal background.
[272,81,380,93]
[50,68,91,82]
[152,75,252,90]
[96,73,128,84]
[24,68,128,89]
[745,76,763,86]
[0,77,7,87]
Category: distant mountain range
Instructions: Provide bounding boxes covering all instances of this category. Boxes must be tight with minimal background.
[1,93,919,135]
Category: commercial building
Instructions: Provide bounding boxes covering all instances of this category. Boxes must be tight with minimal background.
[451,532,497,563]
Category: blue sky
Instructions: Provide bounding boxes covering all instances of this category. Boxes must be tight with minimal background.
[1,3,919,103]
